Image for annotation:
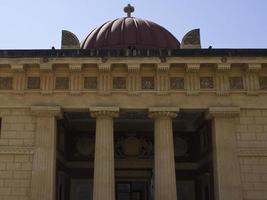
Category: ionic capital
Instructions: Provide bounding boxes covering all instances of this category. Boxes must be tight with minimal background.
[30,106,62,118]
[207,106,240,119]
[148,107,179,118]
[90,107,119,118]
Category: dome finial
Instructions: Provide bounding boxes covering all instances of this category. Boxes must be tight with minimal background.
[124,4,134,17]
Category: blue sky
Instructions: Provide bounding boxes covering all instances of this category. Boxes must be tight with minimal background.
[0,0,267,49]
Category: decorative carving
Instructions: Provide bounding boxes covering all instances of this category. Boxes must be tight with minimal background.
[170,77,184,90]
[55,77,69,90]
[61,30,80,49]
[0,77,12,90]
[116,136,153,158]
[142,77,154,90]
[229,77,243,90]
[200,77,214,89]
[113,77,126,89]
[27,77,40,89]
[259,77,267,90]
[84,77,97,89]
[181,29,201,49]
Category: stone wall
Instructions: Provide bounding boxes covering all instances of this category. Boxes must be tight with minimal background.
[0,108,34,200]
[236,109,267,199]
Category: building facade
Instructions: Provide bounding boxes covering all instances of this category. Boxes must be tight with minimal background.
[0,4,267,200]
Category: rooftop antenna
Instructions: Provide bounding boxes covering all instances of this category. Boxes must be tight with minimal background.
[124,4,134,17]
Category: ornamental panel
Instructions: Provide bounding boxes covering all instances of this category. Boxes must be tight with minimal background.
[84,77,97,89]
[229,77,243,90]
[55,77,69,90]
[113,77,126,89]
[170,77,184,90]
[141,77,154,90]
[200,77,214,89]
[0,77,12,90]
[27,77,40,89]
[259,76,267,90]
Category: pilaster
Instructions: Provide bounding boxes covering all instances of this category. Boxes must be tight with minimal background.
[208,106,242,200]
[98,63,111,95]
[30,106,61,200]
[127,63,140,95]
[216,64,230,96]
[185,63,200,95]
[156,63,170,95]
[40,64,54,95]
[245,64,261,95]
[11,64,25,94]
[69,64,82,95]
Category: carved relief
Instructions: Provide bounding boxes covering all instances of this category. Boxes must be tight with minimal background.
[170,77,184,90]
[84,77,97,89]
[27,77,40,89]
[0,77,12,90]
[55,77,69,90]
[229,77,244,90]
[200,77,214,89]
[113,77,126,89]
[141,77,154,90]
[259,77,267,90]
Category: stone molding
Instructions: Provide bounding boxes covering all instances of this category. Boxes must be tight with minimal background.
[148,107,179,118]
[207,107,240,118]
[0,147,34,154]
[30,106,62,117]
[90,107,119,118]
[238,149,267,157]
[69,63,82,72]
[127,63,140,73]
[217,63,231,72]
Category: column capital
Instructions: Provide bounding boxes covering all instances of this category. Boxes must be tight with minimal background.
[186,63,200,72]
[69,63,82,72]
[157,63,170,73]
[98,63,111,72]
[11,64,25,72]
[40,63,53,71]
[207,106,240,118]
[90,107,119,118]
[217,63,231,72]
[127,63,140,73]
[247,63,262,72]
[148,107,179,118]
[30,106,62,117]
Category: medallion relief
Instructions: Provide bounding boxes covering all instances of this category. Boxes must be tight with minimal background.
[200,77,214,89]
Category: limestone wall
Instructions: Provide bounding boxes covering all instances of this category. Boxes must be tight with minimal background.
[0,108,34,200]
[236,109,267,199]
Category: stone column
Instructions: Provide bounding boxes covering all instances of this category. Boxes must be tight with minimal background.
[69,63,82,95]
[98,63,111,95]
[245,63,261,95]
[90,107,119,200]
[216,64,230,96]
[156,63,170,95]
[30,106,61,200]
[149,107,179,200]
[127,63,140,95]
[11,64,25,94]
[40,64,54,95]
[185,63,200,95]
[208,107,242,200]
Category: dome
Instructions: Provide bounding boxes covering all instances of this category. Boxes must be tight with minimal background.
[81,17,180,50]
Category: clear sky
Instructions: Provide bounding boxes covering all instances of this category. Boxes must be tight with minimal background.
[1,0,267,49]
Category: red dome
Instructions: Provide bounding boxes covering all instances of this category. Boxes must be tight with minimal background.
[81,17,180,49]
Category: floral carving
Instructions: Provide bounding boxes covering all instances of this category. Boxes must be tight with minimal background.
[170,77,184,90]
[55,77,69,90]
[259,77,267,90]
[229,77,243,90]
[27,77,40,89]
[200,77,214,89]
[0,77,12,90]
[113,77,126,89]
[84,77,97,89]
[142,77,154,90]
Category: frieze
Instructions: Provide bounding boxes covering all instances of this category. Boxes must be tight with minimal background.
[0,77,12,90]
[170,77,184,90]
[84,77,97,89]
[229,77,244,90]
[27,77,40,89]
[113,77,126,89]
[200,77,214,89]
[55,77,69,90]
[142,77,154,90]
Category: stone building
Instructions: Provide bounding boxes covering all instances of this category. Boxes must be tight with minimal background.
[0,4,267,200]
